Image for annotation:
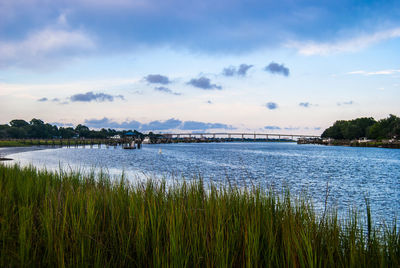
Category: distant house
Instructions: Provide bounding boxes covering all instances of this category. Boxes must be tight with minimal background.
[110,135,121,140]
[358,137,370,143]
[142,137,151,144]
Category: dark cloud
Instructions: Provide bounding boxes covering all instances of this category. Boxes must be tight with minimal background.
[140,118,182,131]
[84,117,141,129]
[70,91,125,102]
[265,102,278,110]
[299,102,310,107]
[83,117,234,131]
[187,77,222,90]
[181,121,234,130]
[237,64,253,76]
[299,102,318,108]
[222,66,236,77]
[37,97,48,102]
[222,64,253,77]
[264,125,281,130]
[144,74,171,85]
[154,86,181,95]
[264,62,289,76]
[2,1,399,71]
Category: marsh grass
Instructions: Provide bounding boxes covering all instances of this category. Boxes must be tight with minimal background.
[0,163,399,267]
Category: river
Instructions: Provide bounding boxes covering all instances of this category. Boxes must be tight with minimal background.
[7,142,400,226]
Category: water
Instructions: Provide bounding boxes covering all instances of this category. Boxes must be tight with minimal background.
[8,142,400,225]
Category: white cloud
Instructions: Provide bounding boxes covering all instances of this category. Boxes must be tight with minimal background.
[288,27,400,55]
[347,69,400,76]
[0,27,95,68]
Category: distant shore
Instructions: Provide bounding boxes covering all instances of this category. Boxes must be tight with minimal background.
[298,139,400,149]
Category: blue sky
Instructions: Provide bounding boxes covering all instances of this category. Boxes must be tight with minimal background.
[0,0,399,134]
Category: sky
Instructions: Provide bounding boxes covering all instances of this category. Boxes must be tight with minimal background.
[0,0,399,134]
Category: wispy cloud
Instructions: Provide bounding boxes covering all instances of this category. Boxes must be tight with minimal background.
[288,27,400,55]
[0,27,95,69]
[264,125,281,130]
[37,97,48,102]
[347,69,400,76]
[337,100,354,106]
[187,77,222,90]
[264,62,289,76]
[265,102,278,110]
[154,86,181,95]
[144,74,171,84]
[70,92,125,102]
[299,102,317,108]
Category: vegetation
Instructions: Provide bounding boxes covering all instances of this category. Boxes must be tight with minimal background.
[0,118,143,139]
[322,114,400,140]
[0,163,399,267]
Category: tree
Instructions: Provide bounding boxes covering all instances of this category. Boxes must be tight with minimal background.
[322,117,376,140]
[9,119,29,128]
[367,114,400,140]
[75,124,90,138]
[59,127,77,139]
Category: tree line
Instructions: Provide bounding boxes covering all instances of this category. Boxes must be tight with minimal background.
[0,119,144,139]
[321,114,400,140]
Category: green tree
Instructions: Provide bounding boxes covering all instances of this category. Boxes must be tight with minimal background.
[9,119,29,128]
[367,114,400,140]
[75,124,90,138]
[322,117,376,140]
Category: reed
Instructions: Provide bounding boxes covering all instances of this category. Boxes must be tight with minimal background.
[0,163,399,267]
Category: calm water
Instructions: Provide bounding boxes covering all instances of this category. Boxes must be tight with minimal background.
[8,142,400,225]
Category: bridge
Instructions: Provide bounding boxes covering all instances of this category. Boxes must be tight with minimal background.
[160,132,320,141]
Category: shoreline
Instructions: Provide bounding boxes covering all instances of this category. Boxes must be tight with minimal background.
[0,146,52,160]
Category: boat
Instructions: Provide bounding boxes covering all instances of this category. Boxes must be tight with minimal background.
[123,141,136,149]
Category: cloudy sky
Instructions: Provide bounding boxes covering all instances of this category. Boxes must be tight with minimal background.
[0,0,399,134]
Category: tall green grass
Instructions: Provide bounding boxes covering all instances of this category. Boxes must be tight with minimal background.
[0,163,399,267]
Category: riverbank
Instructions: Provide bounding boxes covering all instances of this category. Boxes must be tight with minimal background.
[0,146,51,161]
[0,163,398,267]
[298,139,400,149]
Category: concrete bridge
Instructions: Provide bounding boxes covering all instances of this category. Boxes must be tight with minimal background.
[160,132,320,141]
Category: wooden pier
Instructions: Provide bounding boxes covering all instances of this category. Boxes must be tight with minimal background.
[0,132,321,148]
